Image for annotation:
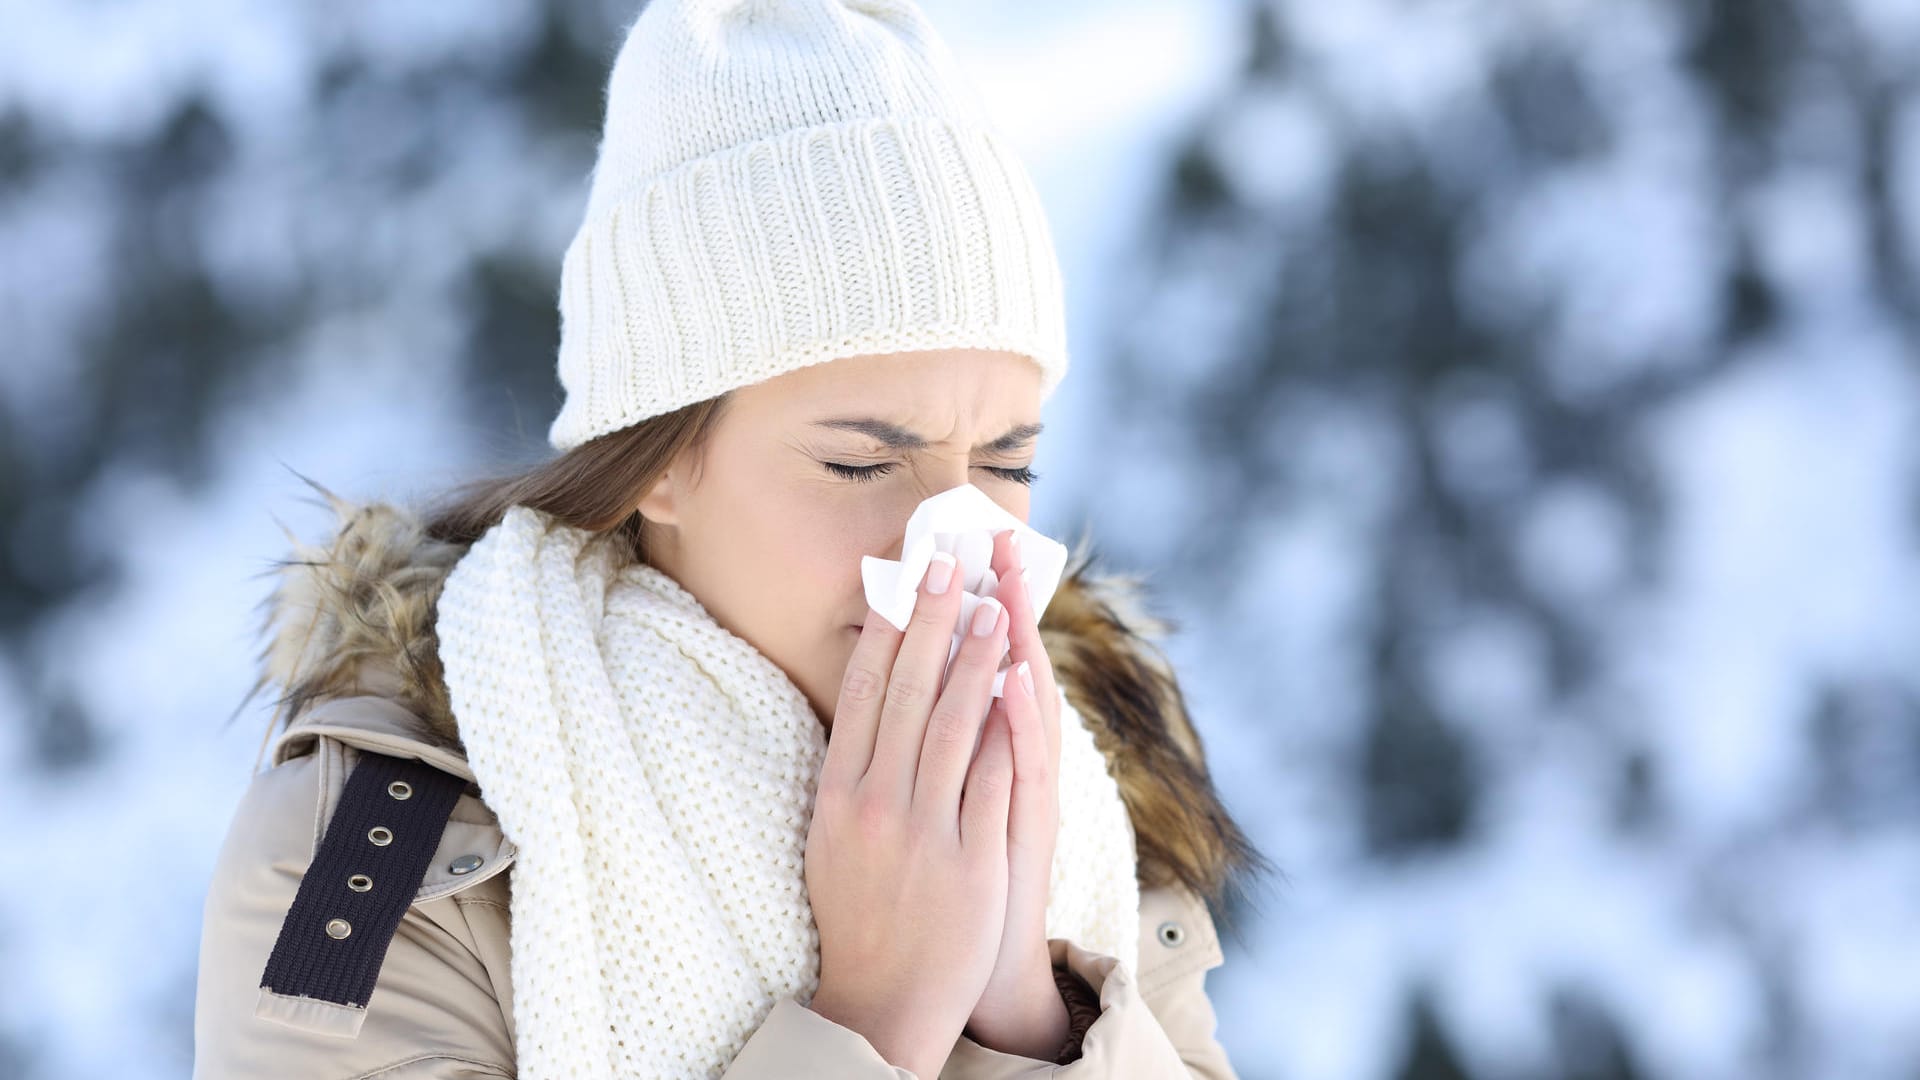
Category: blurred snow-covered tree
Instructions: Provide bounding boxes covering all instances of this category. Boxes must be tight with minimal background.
[1084,0,1920,1076]
[0,4,625,1074]
[0,2,621,772]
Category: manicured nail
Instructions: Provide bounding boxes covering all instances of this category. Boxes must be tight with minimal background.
[971,597,1003,637]
[1016,660,1034,697]
[926,551,956,594]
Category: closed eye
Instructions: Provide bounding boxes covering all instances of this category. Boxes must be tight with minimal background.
[824,462,1040,485]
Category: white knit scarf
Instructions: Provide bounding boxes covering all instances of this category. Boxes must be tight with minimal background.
[434,504,1141,1080]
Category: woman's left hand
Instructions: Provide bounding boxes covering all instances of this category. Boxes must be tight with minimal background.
[961,528,1070,1058]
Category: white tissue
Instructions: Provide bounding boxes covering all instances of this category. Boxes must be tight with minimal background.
[860,482,1070,698]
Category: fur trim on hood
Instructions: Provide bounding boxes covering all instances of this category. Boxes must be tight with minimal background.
[240,480,1272,919]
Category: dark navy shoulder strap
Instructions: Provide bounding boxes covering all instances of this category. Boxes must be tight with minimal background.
[258,750,467,1011]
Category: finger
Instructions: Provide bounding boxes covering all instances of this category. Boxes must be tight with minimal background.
[992,530,1061,762]
[1002,660,1051,798]
[868,550,965,801]
[1000,661,1057,857]
[960,695,1015,852]
[821,604,905,789]
[911,594,1008,831]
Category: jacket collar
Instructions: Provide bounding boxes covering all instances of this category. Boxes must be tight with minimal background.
[247,483,1264,907]
[270,692,477,782]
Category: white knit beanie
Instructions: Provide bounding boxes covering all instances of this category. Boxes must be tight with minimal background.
[546,0,1073,451]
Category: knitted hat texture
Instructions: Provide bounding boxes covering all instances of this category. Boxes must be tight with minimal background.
[547,0,1072,450]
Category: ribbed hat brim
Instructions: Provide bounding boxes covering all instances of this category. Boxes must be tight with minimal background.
[548,114,1069,450]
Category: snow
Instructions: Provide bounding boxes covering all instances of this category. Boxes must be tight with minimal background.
[5,0,1920,1076]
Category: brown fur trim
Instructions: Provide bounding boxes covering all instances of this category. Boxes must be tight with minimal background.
[241,479,1273,911]
[1040,527,1274,913]
[243,477,465,756]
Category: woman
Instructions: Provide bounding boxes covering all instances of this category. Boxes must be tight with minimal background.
[192,2,1269,1077]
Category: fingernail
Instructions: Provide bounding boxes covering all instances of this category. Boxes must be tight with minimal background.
[1016,660,1034,697]
[926,551,956,594]
[1009,530,1025,567]
[1019,566,1031,594]
[971,597,1003,637]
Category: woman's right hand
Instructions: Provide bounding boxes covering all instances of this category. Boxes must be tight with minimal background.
[804,549,1016,1078]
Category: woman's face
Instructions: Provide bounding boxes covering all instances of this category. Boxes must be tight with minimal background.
[637,347,1044,730]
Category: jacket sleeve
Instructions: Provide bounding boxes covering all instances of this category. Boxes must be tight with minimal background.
[719,998,918,1078]
[194,750,921,1080]
[192,752,517,1080]
[940,883,1238,1079]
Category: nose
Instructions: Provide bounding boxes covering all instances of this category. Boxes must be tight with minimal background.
[910,463,975,499]
[871,473,975,566]
[862,477,965,595]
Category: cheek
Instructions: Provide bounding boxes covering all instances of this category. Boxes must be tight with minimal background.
[786,513,879,625]
[719,478,878,624]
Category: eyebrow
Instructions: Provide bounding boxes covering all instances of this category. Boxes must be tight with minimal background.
[810,417,1045,453]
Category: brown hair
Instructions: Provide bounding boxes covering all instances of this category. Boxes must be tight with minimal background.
[419,393,733,561]
[239,392,734,752]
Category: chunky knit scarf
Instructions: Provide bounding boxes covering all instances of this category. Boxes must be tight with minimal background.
[434,504,1141,1080]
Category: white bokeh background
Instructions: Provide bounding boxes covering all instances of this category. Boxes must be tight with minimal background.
[3,1,1917,1078]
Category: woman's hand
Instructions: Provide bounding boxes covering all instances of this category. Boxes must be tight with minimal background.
[804,548,1018,1079]
[962,528,1071,1059]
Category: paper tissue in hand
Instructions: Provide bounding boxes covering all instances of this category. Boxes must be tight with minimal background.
[861,483,1070,697]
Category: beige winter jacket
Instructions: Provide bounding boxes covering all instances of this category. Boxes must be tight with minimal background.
[191,494,1268,1078]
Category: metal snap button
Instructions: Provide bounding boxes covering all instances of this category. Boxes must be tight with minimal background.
[387,780,413,800]
[448,854,484,875]
[1157,920,1186,947]
[326,918,352,939]
[347,873,373,892]
[367,826,394,846]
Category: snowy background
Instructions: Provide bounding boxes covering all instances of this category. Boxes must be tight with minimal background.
[4,0,1918,1077]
